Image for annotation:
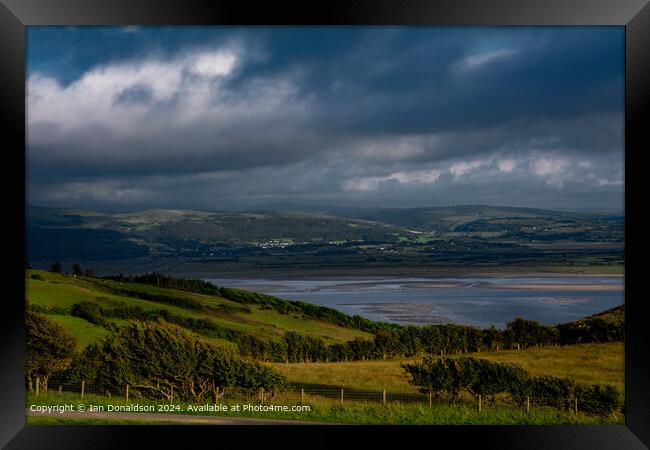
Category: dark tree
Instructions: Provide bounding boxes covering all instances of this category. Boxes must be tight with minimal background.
[49,261,62,273]
[72,321,285,401]
[72,263,83,276]
[25,304,77,392]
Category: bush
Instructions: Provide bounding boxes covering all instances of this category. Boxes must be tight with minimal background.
[67,321,285,401]
[71,302,105,325]
[507,375,532,407]
[30,273,45,281]
[25,305,77,391]
[404,357,528,405]
[402,357,463,403]
[575,383,621,416]
[457,357,527,401]
[528,376,575,410]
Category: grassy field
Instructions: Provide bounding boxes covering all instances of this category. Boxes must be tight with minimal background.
[473,343,624,392]
[26,270,371,346]
[45,315,109,348]
[269,359,422,393]
[268,342,624,394]
[25,391,621,425]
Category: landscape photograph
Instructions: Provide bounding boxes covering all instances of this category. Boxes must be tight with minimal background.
[25,26,624,425]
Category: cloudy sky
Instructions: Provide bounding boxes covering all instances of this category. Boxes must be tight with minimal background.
[27,26,624,212]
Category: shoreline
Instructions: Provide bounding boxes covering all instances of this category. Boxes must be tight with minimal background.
[202,271,624,282]
[476,282,624,292]
[204,279,624,293]
[31,258,624,280]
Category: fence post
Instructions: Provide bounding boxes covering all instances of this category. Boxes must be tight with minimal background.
[58,385,62,395]
[126,384,129,402]
[215,387,219,404]
[260,387,264,404]
[429,390,432,408]
[301,388,304,404]
[340,389,344,405]
[574,397,578,415]
[383,389,386,406]
[478,394,482,413]
[170,385,174,404]
[526,396,530,414]
[35,378,39,397]
[81,380,85,399]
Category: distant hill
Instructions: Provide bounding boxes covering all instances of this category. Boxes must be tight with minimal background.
[320,205,565,231]
[27,206,400,262]
[26,205,623,264]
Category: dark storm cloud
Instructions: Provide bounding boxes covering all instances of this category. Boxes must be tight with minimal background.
[26,27,624,210]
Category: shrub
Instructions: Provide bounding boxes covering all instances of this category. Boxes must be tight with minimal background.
[575,383,621,416]
[25,305,77,391]
[457,357,527,402]
[528,376,575,410]
[71,302,105,325]
[404,357,528,405]
[67,321,285,401]
[402,357,464,403]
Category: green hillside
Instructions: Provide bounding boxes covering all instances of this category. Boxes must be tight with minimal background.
[579,304,624,324]
[26,270,372,347]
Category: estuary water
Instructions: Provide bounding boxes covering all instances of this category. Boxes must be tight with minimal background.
[204,276,624,329]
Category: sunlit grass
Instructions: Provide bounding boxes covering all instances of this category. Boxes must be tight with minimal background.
[268,343,624,394]
[45,315,109,347]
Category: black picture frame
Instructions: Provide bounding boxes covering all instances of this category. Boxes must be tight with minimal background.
[2,0,648,448]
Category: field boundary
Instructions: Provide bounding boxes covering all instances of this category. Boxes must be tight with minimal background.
[28,381,619,417]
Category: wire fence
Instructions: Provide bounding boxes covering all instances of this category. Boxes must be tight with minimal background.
[27,380,619,416]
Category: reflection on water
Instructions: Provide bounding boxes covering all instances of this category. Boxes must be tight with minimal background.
[205,276,624,329]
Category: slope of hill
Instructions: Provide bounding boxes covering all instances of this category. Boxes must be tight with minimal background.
[26,270,373,347]
[27,206,401,262]
[579,304,624,324]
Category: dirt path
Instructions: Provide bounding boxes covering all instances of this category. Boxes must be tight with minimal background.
[27,410,333,425]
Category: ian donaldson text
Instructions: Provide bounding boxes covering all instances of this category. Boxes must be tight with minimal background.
[29,403,311,414]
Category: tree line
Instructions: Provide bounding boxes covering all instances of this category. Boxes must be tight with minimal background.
[48,261,96,277]
[237,313,623,363]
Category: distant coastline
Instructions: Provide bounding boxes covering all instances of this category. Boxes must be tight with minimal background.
[29,257,624,280]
